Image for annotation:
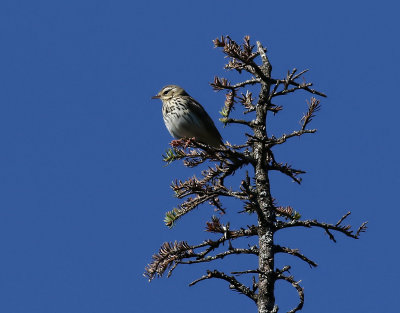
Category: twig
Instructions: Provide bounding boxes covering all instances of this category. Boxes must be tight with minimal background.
[284,68,298,90]
[269,129,317,147]
[292,69,309,81]
[356,221,368,237]
[336,211,351,226]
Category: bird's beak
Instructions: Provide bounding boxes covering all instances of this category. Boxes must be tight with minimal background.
[152,95,160,99]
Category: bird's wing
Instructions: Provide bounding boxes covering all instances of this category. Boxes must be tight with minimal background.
[186,96,223,144]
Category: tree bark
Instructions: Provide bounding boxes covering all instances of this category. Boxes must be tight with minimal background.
[254,81,276,313]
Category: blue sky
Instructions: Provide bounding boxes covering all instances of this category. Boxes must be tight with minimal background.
[0,1,399,312]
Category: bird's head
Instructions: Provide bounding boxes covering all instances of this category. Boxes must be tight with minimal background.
[152,85,189,101]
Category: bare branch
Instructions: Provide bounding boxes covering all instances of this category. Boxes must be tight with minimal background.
[194,224,259,260]
[272,82,314,97]
[268,162,305,184]
[284,68,298,90]
[292,69,309,81]
[356,221,368,237]
[271,77,327,98]
[145,224,259,280]
[267,104,283,114]
[179,247,259,265]
[269,129,317,147]
[189,269,257,302]
[277,212,367,242]
[220,117,254,127]
[336,211,351,226]
[232,78,261,88]
[231,269,260,276]
[276,268,304,313]
[274,245,317,268]
[268,80,281,102]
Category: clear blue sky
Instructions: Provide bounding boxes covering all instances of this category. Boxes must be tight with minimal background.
[0,1,398,312]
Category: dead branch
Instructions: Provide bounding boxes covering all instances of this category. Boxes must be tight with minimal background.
[189,269,257,303]
[275,267,304,313]
[276,212,368,242]
[274,245,317,268]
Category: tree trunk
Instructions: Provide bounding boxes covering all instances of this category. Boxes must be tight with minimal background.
[254,81,276,313]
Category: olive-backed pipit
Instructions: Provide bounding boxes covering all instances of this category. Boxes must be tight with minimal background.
[152,85,223,147]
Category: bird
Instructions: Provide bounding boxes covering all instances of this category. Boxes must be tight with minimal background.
[152,85,224,147]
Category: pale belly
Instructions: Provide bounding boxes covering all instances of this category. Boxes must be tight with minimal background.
[163,111,201,139]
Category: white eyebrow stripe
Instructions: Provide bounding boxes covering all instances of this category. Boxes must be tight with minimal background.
[162,87,174,93]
